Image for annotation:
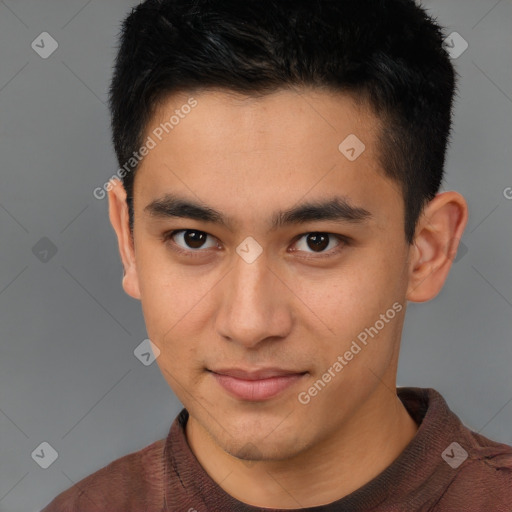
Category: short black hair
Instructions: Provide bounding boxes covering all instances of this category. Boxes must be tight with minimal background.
[109,0,457,244]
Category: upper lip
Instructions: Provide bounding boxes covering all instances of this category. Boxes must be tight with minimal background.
[210,368,307,380]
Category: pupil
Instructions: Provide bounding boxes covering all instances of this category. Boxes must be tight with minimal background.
[185,230,206,249]
[307,233,328,252]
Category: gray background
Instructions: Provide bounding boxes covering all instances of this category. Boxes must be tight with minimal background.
[0,0,510,510]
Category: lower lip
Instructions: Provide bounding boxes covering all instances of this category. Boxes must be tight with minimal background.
[211,372,305,401]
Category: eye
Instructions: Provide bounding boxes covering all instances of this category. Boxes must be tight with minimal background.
[290,232,346,257]
[163,229,219,255]
[162,229,348,260]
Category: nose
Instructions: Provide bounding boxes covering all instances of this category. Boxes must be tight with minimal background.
[215,249,293,349]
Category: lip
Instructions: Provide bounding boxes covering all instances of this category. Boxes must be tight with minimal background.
[209,368,307,401]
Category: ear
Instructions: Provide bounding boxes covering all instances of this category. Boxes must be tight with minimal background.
[107,179,141,300]
[406,191,468,302]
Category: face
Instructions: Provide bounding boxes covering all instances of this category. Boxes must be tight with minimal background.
[122,88,415,461]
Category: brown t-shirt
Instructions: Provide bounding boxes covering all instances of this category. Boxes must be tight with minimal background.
[41,387,512,511]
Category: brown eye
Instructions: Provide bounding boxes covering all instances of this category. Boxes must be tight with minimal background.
[305,233,329,252]
[165,230,218,251]
[182,230,208,249]
[292,232,346,257]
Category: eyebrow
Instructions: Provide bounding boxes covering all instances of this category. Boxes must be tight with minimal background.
[144,193,372,231]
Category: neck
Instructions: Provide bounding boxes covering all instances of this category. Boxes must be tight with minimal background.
[186,386,419,508]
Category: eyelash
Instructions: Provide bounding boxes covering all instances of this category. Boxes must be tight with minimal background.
[161,230,350,260]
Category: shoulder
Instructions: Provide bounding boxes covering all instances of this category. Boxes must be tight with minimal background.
[40,438,167,512]
[436,428,512,510]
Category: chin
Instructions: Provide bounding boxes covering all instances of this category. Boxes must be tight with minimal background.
[224,437,306,463]
[209,413,312,463]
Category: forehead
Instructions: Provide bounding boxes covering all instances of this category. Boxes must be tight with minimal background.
[133,88,402,231]
[150,87,379,156]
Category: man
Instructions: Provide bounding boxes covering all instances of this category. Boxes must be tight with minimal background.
[42,0,512,510]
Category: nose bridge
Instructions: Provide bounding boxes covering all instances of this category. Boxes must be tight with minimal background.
[229,250,272,316]
[217,248,290,346]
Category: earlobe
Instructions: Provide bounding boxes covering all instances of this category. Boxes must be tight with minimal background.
[107,179,141,300]
[406,191,468,303]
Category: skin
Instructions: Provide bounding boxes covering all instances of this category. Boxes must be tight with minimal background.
[108,88,468,508]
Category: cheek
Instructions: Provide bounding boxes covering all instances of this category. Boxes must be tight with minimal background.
[294,250,405,357]
[295,256,395,320]
[135,244,182,344]
[135,243,216,356]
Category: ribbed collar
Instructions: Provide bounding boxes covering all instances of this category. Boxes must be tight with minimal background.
[162,387,470,511]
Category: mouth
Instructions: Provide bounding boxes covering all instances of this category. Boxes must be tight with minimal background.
[208,368,308,402]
